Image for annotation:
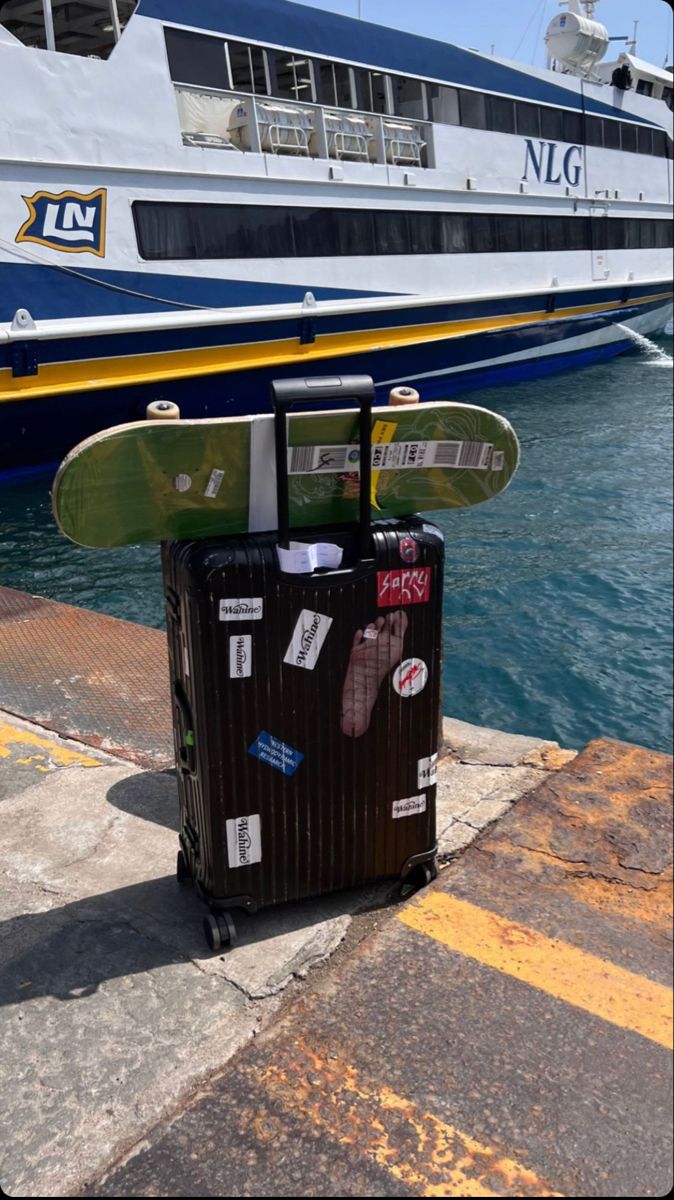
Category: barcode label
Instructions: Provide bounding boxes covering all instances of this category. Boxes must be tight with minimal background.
[288,440,495,474]
[431,441,493,469]
[288,445,352,474]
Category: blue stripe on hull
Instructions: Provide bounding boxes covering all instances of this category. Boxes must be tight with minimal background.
[1,304,669,474]
[0,277,669,370]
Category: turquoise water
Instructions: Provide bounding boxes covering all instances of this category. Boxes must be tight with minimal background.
[1,338,672,753]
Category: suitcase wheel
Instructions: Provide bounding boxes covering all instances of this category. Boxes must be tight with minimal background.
[203,911,237,953]
[176,849,190,883]
[397,861,437,901]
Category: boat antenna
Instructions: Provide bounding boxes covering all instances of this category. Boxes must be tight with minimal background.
[627,19,638,55]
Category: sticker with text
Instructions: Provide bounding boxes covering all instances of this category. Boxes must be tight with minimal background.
[229,634,252,679]
[283,610,333,671]
[204,468,225,499]
[377,567,430,607]
[248,732,304,776]
[287,440,494,473]
[417,752,438,789]
[392,794,427,819]
[219,598,263,621]
[392,658,428,698]
[226,813,261,867]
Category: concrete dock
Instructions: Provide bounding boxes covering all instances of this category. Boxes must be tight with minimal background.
[0,586,671,1197]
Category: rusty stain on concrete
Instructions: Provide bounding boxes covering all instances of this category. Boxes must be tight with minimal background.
[0,586,173,768]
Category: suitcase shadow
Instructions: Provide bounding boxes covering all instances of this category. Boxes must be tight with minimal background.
[105,767,180,831]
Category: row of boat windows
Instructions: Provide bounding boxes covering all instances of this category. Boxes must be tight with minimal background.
[164,28,672,160]
[132,203,674,261]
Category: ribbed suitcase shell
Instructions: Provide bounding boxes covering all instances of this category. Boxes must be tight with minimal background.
[162,517,443,913]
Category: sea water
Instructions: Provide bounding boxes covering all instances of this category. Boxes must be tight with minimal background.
[0,337,672,753]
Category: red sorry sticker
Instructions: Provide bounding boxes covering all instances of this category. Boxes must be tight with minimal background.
[377,568,430,607]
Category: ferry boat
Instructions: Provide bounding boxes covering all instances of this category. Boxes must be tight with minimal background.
[0,0,671,470]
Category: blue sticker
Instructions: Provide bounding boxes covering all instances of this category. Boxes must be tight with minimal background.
[248,731,304,777]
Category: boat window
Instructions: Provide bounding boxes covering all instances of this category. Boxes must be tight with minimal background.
[334,208,377,254]
[663,86,673,111]
[227,41,269,95]
[563,216,588,250]
[409,211,442,254]
[392,76,427,120]
[637,125,654,155]
[496,215,522,252]
[164,28,229,90]
[515,102,541,138]
[374,210,410,254]
[636,79,654,96]
[316,60,354,108]
[352,70,390,115]
[620,121,637,152]
[132,202,672,260]
[471,213,498,253]
[428,84,460,125]
[539,106,564,141]
[561,110,583,144]
[486,95,516,135]
[602,119,621,150]
[266,51,316,103]
[439,213,471,253]
[584,116,604,147]
[2,0,136,57]
[459,89,487,129]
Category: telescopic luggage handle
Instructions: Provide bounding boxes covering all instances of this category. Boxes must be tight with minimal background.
[271,375,376,556]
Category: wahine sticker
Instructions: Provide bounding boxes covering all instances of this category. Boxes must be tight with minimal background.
[226,813,262,867]
[283,610,333,671]
[392,794,427,819]
[229,634,252,679]
[219,598,263,621]
[417,752,438,789]
[392,658,429,698]
[248,731,304,776]
[378,568,430,607]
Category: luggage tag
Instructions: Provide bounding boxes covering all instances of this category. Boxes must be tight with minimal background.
[276,540,344,574]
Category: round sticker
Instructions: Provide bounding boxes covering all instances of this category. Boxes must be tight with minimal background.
[399,536,419,563]
[392,658,428,698]
[173,473,192,493]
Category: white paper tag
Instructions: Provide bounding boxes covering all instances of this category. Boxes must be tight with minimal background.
[277,541,343,574]
[283,610,333,670]
[287,441,494,474]
[417,752,438,789]
[204,468,225,498]
[219,598,263,621]
[226,814,262,867]
[229,634,252,678]
[392,794,427,819]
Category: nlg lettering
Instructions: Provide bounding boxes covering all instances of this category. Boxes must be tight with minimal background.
[522,139,583,187]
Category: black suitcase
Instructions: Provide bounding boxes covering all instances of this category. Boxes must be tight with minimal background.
[162,376,444,950]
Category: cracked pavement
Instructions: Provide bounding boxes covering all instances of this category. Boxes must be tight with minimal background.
[1,709,578,1196]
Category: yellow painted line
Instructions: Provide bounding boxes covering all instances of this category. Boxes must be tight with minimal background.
[399,892,673,1050]
[1,290,671,404]
[0,719,101,771]
[259,1040,561,1197]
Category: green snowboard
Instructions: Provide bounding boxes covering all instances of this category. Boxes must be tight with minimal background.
[52,402,520,548]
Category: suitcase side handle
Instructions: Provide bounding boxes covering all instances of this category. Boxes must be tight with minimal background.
[270,375,375,557]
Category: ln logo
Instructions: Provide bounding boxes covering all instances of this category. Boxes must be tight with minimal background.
[16,189,107,255]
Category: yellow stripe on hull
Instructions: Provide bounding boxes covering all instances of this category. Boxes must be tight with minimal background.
[0,291,671,405]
